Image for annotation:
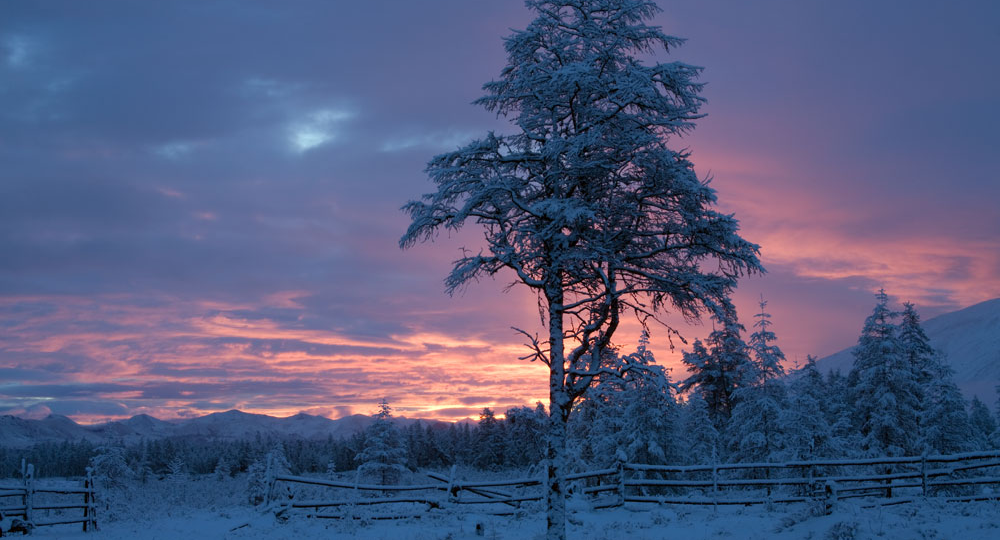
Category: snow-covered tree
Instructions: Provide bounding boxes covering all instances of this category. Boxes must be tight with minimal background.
[678,393,720,465]
[748,296,785,382]
[247,442,293,506]
[399,1,762,536]
[356,399,407,485]
[473,408,506,470]
[848,290,921,456]
[246,459,269,506]
[920,362,973,454]
[681,307,753,428]
[724,296,788,464]
[504,403,547,468]
[727,378,787,464]
[969,396,997,450]
[781,356,843,462]
[897,302,937,388]
[570,336,678,469]
[167,455,188,484]
[213,457,232,480]
[88,445,135,521]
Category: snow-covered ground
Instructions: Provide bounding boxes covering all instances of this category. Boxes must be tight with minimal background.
[25,496,1000,540]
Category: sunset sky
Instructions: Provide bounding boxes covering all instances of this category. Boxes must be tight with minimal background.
[2,0,998,424]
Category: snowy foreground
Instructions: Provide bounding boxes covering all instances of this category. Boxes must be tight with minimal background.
[29,498,1000,540]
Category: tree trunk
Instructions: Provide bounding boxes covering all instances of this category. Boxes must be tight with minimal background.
[546,287,568,540]
[546,400,570,540]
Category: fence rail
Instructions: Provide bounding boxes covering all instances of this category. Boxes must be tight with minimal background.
[269,450,1000,520]
[0,460,97,532]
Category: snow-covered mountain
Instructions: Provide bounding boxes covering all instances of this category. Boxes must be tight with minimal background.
[0,410,431,448]
[815,297,1000,404]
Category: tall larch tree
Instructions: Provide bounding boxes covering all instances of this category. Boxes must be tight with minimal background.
[400,1,761,537]
[727,297,787,464]
[848,290,921,456]
[782,356,843,462]
[681,306,753,430]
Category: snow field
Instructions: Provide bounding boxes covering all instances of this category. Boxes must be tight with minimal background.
[28,498,1000,540]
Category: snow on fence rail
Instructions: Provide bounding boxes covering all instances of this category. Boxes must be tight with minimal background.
[0,460,98,533]
[269,450,1000,520]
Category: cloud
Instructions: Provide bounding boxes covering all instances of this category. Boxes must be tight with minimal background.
[288,108,356,153]
[380,128,479,153]
[3,34,33,68]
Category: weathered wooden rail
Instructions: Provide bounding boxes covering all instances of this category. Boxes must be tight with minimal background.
[0,461,98,532]
[269,450,1000,520]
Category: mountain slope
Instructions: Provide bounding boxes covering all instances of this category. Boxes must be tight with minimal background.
[816,298,1000,403]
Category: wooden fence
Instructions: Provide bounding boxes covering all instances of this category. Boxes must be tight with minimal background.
[269,450,1000,519]
[0,461,98,532]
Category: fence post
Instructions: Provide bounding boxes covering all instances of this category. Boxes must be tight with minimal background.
[616,461,626,507]
[83,466,98,532]
[920,453,928,497]
[824,480,838,515]
[711,463,719,510]
[24,463,35,526]
[806,465,814,498]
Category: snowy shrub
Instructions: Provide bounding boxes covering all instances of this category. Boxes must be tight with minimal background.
[89,445,137,522]
[245,459,269,506]
[824,520,859,540]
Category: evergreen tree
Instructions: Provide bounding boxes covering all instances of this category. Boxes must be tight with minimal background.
[825,370,859,454]
[356,399,407,485]
[748,296,786,382]
[246,459,269,506]
[678,393,720,465]
[505,403,547,468]
[782,356,843,461]
[474,408,506,470]
[897,302,937,388]
[848,290,921,456]
[167,455,188,484]
[920,362,973,454]
[213,457,232,480]
[969,396,997,450]
[727,378,787,464]
[620,336,678,466]
[681,306,752,428]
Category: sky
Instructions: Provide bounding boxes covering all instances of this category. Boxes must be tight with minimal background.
[1,0,998,424]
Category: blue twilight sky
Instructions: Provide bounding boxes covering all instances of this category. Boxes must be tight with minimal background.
[1,0,998,422]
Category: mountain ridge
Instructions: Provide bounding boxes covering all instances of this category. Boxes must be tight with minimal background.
[0,409,441,449]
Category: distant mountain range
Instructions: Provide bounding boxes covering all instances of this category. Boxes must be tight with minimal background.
[0,409,438,449]
[816,297,1000,404]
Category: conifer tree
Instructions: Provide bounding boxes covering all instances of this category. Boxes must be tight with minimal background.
[848,290,921,456]
[782,356,843,461]
[920,362,973,454]
[748,296,786,382]
[620,335,678,466]
[897,302,937,388]
[474,408,506,470]
[679,393,720,465]
[681,306,752,428]
[969,396,998,450]
[356,399,408,484]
